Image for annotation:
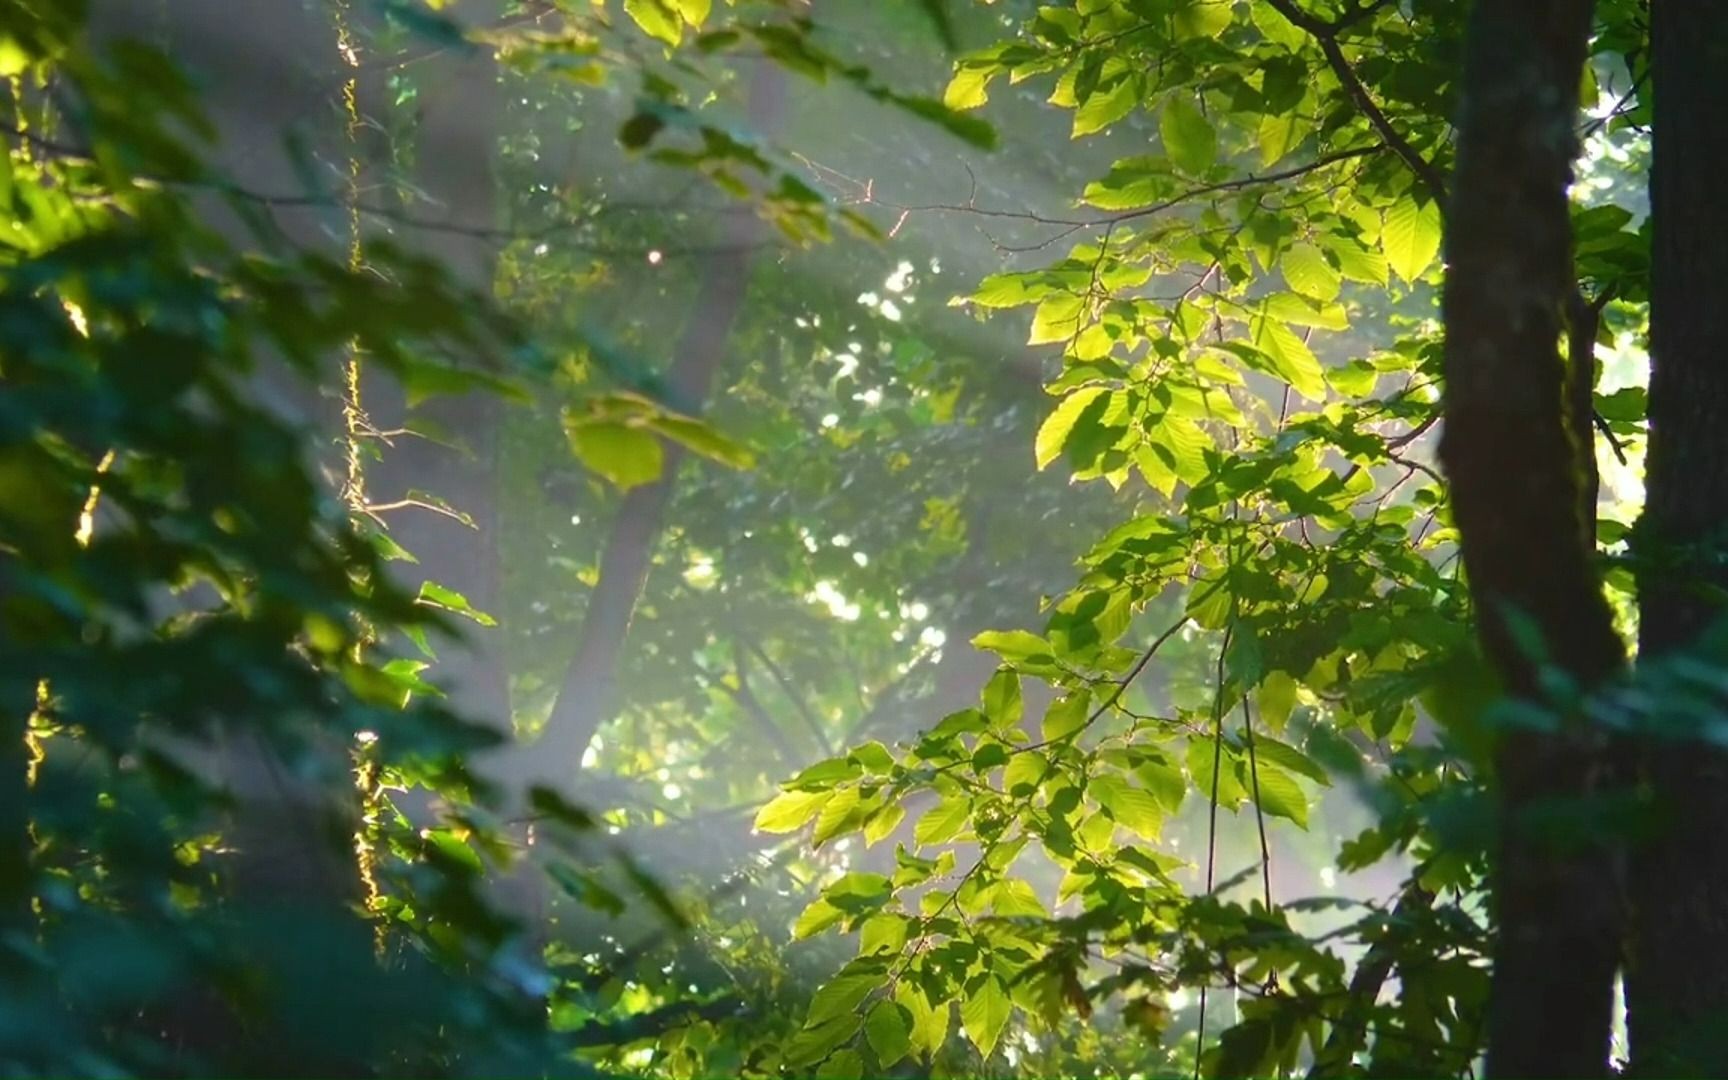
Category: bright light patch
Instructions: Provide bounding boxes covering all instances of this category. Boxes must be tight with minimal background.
[808,579,861,621]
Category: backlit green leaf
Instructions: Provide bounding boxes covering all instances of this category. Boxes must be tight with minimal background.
[1160,94,1216,174]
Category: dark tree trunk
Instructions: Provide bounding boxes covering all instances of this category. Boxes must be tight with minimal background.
[1627,6,1728,1073]
[1438,1,1624,1076]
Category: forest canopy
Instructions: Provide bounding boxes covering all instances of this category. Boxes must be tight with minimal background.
[4,0,1719,1077]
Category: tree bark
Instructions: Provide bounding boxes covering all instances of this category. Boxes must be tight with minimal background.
[1627,6,1728,1073]
[1438,2,1625,1076]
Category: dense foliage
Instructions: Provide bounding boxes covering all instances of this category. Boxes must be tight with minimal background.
[1,0,1699,1077]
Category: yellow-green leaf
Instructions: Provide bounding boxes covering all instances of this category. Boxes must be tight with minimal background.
[960,975,1012,1058]
[624,0,682,45]
[1383,195,1442,285]
[1090,773,1163,840]
[1244,762,1308,828]
[897,984,949,1061]
[913,794,970,846]
[567,421,664,491]
[813,785,864,846]
[1073,76,1139,138]
[1035,387,1107,468]
[793,897,845,939]
[1251,316,1327,401]
[670,0,709,26]
[863,802,906,846]
[1041,692,1091,743]
[866,1000,912,1068]
[1160,94,1216,174]
[1281,242,1341,302]
[755,789,831,833]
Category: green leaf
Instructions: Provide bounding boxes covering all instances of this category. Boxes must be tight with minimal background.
[1258,109,1307,168]
[866,1000,912,1067]
[1036,387,1108,468]
[808,972,879,1027]
[754,789,830,834]
[897,984,949,1061]
[972,629,1057,665]
[1135,754,1187,814]
[793,755,864,789]
[863,802,906,846]
[416,581,498,626]
[1248,735,1330,786]
[624,0,682,45]
[818,1049,863,1079]
[1250,316,1328,401]
[1160,95,1217,174]
[567,421,665,490]
[1029,292,1086,345]
[1244,762,1308,828]
[1383,195,1442,285]
[1175,0,1234,37]
[945,65,994,110]
[1258,670,1299,730]
[982,668,1023,726]
[991,877,1048,917]
[1041,692,1091,743]
[1073,76,1140,138]
[914,794,971,846]
[1003,751,1048,796]
[1325,235,1390,285]
[971,271,1039,308]
[960,975,1012,1058]
[814,786,865,846]
[786,1015,862,1068]
[794,897,846,939]
[851,740,897,774]
[825,871,894,914]
[1188,736,1245,808]
[670,0,709,26]
[1090,773,1163,839]
[1281,242,1341,302]
[1253,2,1306,48]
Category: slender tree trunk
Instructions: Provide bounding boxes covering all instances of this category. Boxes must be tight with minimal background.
[1627,7,1728,1073]
[1438,2,1624,1076]
[514,63,785,797]
[364,1,511,740]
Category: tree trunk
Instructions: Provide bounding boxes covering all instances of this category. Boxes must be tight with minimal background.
[1438,1,1624,1075]
[1627,6,1728,1073]
[512,63,786,798]
[364,1,512,744]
